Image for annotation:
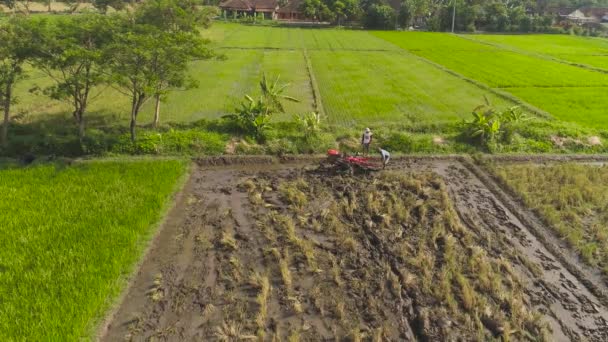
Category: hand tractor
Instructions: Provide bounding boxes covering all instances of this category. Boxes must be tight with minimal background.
[320,149,382,175]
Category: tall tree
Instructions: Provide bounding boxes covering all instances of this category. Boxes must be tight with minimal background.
[107,21,212,140]
[93,0,126,14]
[149,33,214,128]
[132,0,218,128]
[300,0,334,21]
[0,18,32,147]
[364,3,396,29]
[30,15,115,141]
[135,0,207,33]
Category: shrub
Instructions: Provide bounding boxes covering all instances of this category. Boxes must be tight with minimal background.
[381,132,414,153]
[461,98,529,149]
[293,112,322,139]
[266,138,298,156]
[223,95,272,142]
[294,133,336,154]
[111,129,227,155]
[364,4,395,30]
[223,74,299,142]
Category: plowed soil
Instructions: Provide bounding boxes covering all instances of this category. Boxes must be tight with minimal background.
[100,159,608,342]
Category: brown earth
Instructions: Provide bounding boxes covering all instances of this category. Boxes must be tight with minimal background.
[99,158,608,341]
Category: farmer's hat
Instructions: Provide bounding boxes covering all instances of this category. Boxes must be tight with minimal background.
[365,128,371,133]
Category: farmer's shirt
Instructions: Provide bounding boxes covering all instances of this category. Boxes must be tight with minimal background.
[380,149,390,164]
[362,132,373,144]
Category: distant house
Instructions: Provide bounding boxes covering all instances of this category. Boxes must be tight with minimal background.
[219,0,279,19]
[562,9,596,24]
[556,7,608,24]
[276,0,305,20]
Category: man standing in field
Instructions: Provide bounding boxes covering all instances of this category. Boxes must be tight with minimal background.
[379,148,390,169]
[361,128,373,156]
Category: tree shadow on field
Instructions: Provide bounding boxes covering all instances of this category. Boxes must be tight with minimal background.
[1,110,128,158]
[0,110,241,158]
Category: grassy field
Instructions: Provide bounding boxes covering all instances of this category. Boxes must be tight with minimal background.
[206,23,516,126]
[374,32,608,88]
[506,87,608,128]
[490,163,608,274]
[14,49,314,123]
[137,49,315,122]
[205,22,400,51]
[7,20,608,156]
[464,34,608,71]
[14,22,516,128]
[310,50,509,125]
[374,31,608,128]
[0,160,188,340]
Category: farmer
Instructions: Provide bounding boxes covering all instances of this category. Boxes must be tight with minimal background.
[361,128,373,156]
[379,148,390,169]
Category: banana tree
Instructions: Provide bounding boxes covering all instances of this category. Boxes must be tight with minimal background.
[224,74,299,142]
[464,97,501,144]
[259,74,299,115]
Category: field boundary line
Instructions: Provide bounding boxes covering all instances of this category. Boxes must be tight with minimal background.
[219,46,298,51]
[95,163,194,341]
[459,156,608,307]
[457,34,608,75]
[219,46,399,53]
[302,48,326,117]
[386,45,555,119]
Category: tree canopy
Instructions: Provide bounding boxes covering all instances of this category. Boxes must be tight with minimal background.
[0,0,217,148]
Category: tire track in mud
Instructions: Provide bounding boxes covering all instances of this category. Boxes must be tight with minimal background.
[430,160,608,341]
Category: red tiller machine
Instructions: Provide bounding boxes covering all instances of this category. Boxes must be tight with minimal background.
[322,149,382,174]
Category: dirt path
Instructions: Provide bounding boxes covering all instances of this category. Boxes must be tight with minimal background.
[100,159,608,341]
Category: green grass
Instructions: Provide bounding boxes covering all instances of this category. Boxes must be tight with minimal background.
[373,31,608,128]
[206,22,400,51]
[463,34,608,71]
[310,50,511,125]
[299,28,400,51]
[0,160,188,340]
[490,163,608,274]
[7,21,608,155]
[15,49,314,124]
[506,87,608,128]
[373,31,608,88]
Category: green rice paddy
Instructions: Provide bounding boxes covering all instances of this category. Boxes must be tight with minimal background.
[12,21,608,133]
[0,160,188,340]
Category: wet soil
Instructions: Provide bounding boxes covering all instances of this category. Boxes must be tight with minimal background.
[432,160,608,341]
[100,158,608,342]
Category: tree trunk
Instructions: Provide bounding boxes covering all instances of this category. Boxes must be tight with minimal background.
[2,100,9,148]
[130,114,137,142]
[78,111,85,142]
[130,95,139,142]
[153,94,161,128]
[48,0,51,12]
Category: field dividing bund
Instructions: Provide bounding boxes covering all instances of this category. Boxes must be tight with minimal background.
[0,160,188,340]
[101,159,608,341]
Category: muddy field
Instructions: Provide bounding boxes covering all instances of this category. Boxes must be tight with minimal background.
[100,158,608,341]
